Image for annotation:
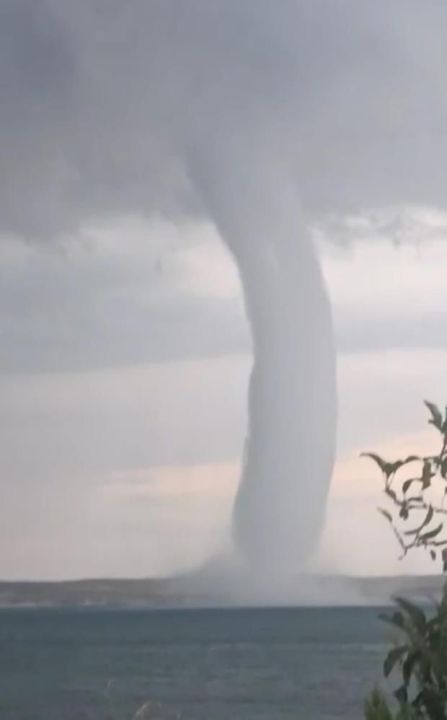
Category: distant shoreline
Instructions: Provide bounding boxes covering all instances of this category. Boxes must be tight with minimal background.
[0,574,444,610]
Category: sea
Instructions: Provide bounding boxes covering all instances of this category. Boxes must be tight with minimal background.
[0,606,392,720]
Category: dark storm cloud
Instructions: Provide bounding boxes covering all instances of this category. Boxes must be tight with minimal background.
[1,0,447,241]
[0,0,76,236]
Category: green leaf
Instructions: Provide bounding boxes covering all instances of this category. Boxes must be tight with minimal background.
[406,495,423,504]
[402,649,420,686]
[394,684,408,705]
[362,453,392,476]
[404,506,434,536]
[402,455,421,465]
[392,457,421,477]
[385,486,399,503]
[364,689,394,720]
[422,461,433,490]
[418,687,446,720]
[378,507,393,523]
[380,610,405,630]
[384,645,408,677]
[442,548,447,572]
[419,522,443,543]
[422,505,434,528]
[425,401,443,431]
[395,598,426,632]
[402,479,414,495]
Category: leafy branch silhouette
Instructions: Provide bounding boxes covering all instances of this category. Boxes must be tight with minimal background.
[362,401,447,570]
[363,401,447,720]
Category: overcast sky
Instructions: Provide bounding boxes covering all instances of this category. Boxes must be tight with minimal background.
[2,1,447,580]
[3,219,447,580]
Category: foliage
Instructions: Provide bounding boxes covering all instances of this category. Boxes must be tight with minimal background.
[362,401,447,568]
[363,402,447,720]
[378,594,447,718]
[364,688,413,720]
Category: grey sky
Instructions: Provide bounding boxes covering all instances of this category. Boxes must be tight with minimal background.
[2,219,447,376]
[1,0,447,239]
[1,1,447,579]
[3,231,447,579]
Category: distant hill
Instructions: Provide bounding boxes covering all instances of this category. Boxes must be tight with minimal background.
[356,574,445,605]
[0,578,186,609]
[0,574,444,609]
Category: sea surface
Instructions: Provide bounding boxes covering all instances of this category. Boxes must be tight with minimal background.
[0,606,391,720]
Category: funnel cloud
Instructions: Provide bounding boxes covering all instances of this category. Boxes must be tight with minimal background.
[191,148,336,569]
